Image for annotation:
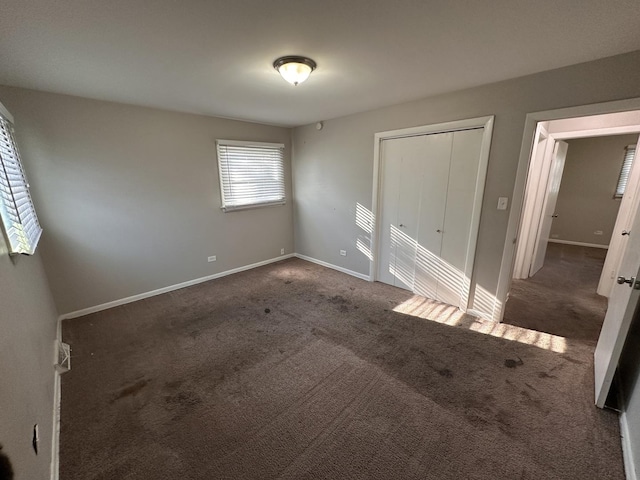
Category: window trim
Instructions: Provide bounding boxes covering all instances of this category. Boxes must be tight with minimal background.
[216,139,286,212]
[0,103,43,255]
[614,144,636,199]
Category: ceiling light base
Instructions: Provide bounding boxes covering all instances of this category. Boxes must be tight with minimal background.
[273,56,317,86]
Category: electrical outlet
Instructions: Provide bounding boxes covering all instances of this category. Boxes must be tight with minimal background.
[594,230,603,236]
[340,250,347,256]
[280,248,285,255]
[208,255,216,262]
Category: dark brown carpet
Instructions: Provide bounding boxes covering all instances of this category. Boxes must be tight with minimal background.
[503,243,608,342]
[60,258,624,479]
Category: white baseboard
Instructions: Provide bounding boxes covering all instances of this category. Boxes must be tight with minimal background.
[620,409,638,480]
[294,253,371,281]
[58,254,295,320]
[548,239,609,249]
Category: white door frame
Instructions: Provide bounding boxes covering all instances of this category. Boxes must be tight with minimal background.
[370,116,494,311]
[496,98,640,323]
[513,125,552,279]
[513,125,640,282]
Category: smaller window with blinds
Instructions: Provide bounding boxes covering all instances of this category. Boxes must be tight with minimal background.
[216,140,285,212]
[615,144,637,199]
[0,104,42,255]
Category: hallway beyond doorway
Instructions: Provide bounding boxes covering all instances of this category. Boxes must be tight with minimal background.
[503,243,607,343]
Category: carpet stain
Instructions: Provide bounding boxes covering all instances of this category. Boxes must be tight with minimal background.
[164,380,184,390]
[562,355,584,365]
[111,379,149,402]
[504,357,524,368]
[264,308,271,314]
[164,391,202,408]
[329,295,350,305]
[519,389,546,413]
[285,280,292,284]
[438,368,454,378]
[538,371,557,379]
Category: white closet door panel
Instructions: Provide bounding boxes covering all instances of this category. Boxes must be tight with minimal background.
[393,136,424,290]
[377,139,402,287]
[414,132,452,299]
[438,128,485,306]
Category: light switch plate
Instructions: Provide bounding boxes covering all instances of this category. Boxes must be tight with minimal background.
[497,197,509,210]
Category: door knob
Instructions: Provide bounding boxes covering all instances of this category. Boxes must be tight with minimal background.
[622,230,631,236]
[617,276,640,289]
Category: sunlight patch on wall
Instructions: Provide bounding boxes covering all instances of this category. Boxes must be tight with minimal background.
[356,237,373,261]
[355,203,374,234]
[471,283,503,322]
[355,203,375,261]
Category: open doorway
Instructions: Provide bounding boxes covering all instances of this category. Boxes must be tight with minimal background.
[505,111,640,342]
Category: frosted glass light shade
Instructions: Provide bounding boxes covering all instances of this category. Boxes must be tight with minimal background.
[273,56,317,86]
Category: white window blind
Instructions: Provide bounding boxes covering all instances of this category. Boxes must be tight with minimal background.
[0,111,42,255]
[216,140,285,212]
[615,145,636,199]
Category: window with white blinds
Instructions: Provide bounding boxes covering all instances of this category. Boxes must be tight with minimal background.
[615,145,636,199]
[0,109,42,255]
[216,140,285,212]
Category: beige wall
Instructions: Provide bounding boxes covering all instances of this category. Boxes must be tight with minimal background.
[550,134,638,245]
[0,86,294,315]
[292,50,640,319]
[0,240,58,479]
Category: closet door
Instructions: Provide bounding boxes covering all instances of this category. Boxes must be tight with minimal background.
[377,126,487,309]
[377,136,424,290]
[413,132,453,299]
[437,128,484,307]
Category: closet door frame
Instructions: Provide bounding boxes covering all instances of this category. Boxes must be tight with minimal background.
[370,116,494,311]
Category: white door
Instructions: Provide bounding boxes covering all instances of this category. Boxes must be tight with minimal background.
[377,136,424,290]
[594,195,640,407]
[530,140,568,276]
[598,135,640,297]
[414,132,452,299]
[438,129,485,307]
[513,124,549,279]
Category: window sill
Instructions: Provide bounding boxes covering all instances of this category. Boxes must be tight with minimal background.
[221,201,286,213]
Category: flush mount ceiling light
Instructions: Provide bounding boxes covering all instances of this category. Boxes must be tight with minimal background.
[273,56,317,86]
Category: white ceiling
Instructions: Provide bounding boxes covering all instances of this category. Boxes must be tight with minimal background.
[1,0,639,127]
